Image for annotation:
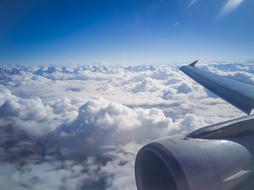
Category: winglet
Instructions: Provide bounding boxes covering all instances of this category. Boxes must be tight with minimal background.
[189,60,198,67]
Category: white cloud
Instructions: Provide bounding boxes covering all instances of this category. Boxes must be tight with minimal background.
[50,97,175,159]
[219,0,243,17]
[188,0,198,8]
[0,88,82,136]
[0,158,102,190]
[179,113,205,133]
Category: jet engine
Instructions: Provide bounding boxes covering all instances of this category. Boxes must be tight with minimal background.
[135,116,254,190]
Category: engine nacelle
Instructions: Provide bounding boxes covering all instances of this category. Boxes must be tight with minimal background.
[135,136,253,190]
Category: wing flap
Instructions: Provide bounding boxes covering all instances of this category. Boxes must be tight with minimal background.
[180,63,254,114]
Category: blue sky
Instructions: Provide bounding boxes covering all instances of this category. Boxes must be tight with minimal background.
[0,0,253,65]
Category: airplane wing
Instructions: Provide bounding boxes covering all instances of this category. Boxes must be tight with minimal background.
[180,61,254,114]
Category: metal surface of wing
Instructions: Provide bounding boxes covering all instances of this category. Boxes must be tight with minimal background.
[180,64,254,114]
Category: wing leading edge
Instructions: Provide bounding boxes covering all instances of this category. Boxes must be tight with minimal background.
[180,61,254,114]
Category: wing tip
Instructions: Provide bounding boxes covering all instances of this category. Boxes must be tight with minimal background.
[189,60,198,67]
[179,60,198,71]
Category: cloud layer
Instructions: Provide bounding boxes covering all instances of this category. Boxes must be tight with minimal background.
[0,62,252,189]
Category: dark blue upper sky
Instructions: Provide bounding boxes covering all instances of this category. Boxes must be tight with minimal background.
[1,0,253,65]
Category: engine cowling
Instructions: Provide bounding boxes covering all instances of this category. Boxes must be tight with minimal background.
[135,136,254,190]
